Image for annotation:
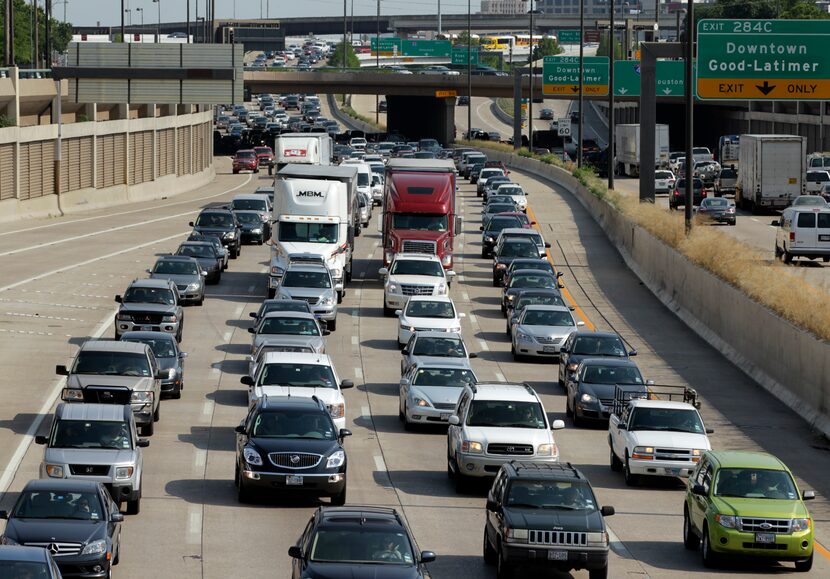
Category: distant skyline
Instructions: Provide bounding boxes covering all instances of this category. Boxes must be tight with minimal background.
[64,0,471,27]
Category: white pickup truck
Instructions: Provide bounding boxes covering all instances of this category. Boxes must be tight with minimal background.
[608,385,713,486]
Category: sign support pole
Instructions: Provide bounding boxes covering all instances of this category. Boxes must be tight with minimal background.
[578,0,584,168]
[513,68,522,150]
[607,0,615,189]
[684,0,694,234]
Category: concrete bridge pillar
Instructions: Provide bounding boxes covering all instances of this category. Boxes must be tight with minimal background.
[386,95,456,146]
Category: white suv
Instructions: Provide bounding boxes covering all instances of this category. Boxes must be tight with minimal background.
[378,253,455,317]
[447,383,565,492]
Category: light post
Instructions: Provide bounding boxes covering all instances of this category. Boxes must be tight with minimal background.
[528,0,534,151]
[196,16,205,44]
[136,7,144,28]
[125,8,131,27]
[342,0,347,72]
[607,0,615,189]
[376,0,380,124]
[152,0,160,43]
[577,0,584,168]
[466,0,471,141]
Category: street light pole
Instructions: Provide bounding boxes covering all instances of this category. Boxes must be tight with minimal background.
[136,7,143,28]
[529,0,534,151]
[376,0,380,124]
[438,0,441,36]
[607,0,615,189]
[467,0,471,141]
[342,0,347,71]
[683,0,694,233]
[152,0,160,43]
[577,0,584,168]
[121,0,125,42]
[186,0,190,43]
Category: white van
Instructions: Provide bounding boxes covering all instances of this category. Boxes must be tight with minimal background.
[773,205,830,263]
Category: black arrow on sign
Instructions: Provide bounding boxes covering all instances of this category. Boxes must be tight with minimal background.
[571,85,579,93]
[756,81,776,96]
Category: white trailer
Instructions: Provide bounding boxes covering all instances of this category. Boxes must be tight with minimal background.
[274,133,333,169]
[614,123,670,177]
[736,134,806,212]
[270,165,359,300]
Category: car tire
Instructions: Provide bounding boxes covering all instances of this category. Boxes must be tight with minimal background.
[126,495,140,515]
[171,384,182,400]
[573,409,583,427]
[113,543,120,565]
[398,401,405,422]
[267,288,276,299]
[454,470,469,494]
[783,250,793,265]
[403,409,415,432]
[481,249,488,258]
[328,318,337,332]
[610,447,623,472]
[141,421,154,436]
[588,564,608,579]
[383,304,395,317]
[511,343,520,362]
[237,477,252,504]
[701,524,720,568]
[355,226,361,237]
[196,294,204,306]
[496,542,513,579]
[483,528,497,565]
[795,552,814,572]
[492,275,499,287]
[683,507,700,550]
[230,248,238,259]
[331,483,347,506]
[565,394,573,417]
[153,403,160,422]
[624,455,639,487]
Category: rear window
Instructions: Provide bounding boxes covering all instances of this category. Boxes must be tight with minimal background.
[797,212,816,228]
[818,213,830,229]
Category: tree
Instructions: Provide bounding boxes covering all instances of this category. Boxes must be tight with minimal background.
[0,0,71,65]
[532,37,563,60]
[453,31,480,47]
[596,34,623,60]
[328,41,359,69]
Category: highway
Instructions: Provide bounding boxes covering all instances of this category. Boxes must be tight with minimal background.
[1,141,830,578]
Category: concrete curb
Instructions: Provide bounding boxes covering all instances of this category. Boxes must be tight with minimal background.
[483,148,830,438]
[326,93,377,134]
[489,98,514,127]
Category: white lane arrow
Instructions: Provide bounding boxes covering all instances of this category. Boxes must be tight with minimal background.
[662,87,673,95]
[618,87,628,95]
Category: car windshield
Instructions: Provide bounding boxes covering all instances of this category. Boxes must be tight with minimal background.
[235,212,262,224]
[499,187,523,195]
[51,419,132,450]
[466,400,546,428]
[481,170,503,179]
[251,410,336,439]
[195,213,234,228]
[655,171,673,179]
[72,351,151,377]
[510,274,556,289]
[488,196,513,204]
[628,408,705,433]
[12,491,105,521]
[572,336,626,356]
[582,365,643,385]
[232,199,267,211]
[522,310,574,326]
[0,562,52,576]
[236,151,256,159]
[310,530,415,565]
[720,169,737,179]
[713,468,799,500]
[516,294,564,310]
[282,271,331,289]
[509,259,549,273]
[258,317,320,336]
[793,196,827,206]
[412,337,465,357]
[123,287,175,305]
[123,337,176,358]
[487,204,517,214]
[259,363,336,388]
[358,173,370,186]
[392,214,449,231]
[405,301,455,319]
[153,260,199,276]
[177,245,214,258]
[412,368,475,387]
[506,481,597,511]
[704,198,730,208]
[260,302,311,316]
[278,222,339,244]
[500,242,539,259]
[390,260,444,277]
[486,216,522,232]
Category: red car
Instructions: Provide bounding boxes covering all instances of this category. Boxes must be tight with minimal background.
[254,146,274,167]
[484,160,509,175]
[232,149,259,174]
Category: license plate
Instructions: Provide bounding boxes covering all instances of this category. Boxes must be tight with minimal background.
[140,326,154,331]
[286,475,303,486]
[819,235,830,242]
[542,346,557,353]
[664,468,681,475]
[755,533,776,544]
[440,413,451,421]
[547,550,568,561]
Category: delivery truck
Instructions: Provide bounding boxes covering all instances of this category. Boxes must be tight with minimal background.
[735,134,806,212]
[614,124,670,177]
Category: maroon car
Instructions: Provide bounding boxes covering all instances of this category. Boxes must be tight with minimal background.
[254,146,274,167]
[233,149,259,174]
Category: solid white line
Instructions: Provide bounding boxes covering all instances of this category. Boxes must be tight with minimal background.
[187,506,202,545]
[354,289,362,298]
[354,367,364,380]
[222,331,233,343]
[234,304,245,319]
[457,274,465,282]
[478,340,489,352]
[365,252,374,259]
[607,526,636,560]
[373,455,387,472]
[495,371,506,382]
[247,284,256,293]
[0,173,253,239]
[0,308,117,498]
[468,313,478,325]
[351,336,359,345]
[462,292,470,302]
[361,405,370,418]
[0,231,192,294]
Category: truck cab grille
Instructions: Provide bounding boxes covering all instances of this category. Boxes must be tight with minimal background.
[268,452,323,469]
[653,448,694,462]
[528,530,588,546]
[739,518,791,534]
[487,443,533,455]
[401,240,437,255]
[401,284,434,296]
[69,464,111,476]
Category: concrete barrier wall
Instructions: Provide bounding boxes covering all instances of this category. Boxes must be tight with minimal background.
[326,94,377,134]
[483,148,830,437]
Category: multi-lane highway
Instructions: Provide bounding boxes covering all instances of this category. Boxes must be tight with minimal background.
[1,144,829,577]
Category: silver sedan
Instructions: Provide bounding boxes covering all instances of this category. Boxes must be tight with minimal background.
[511,304,584,360]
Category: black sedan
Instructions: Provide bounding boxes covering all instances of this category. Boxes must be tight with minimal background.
[120,330,188,399]
[176,241,222,284]
[566,358,649,426]
[249,298,314,325]
[480,215,524,258]
[492,238,541,286]
[539,108,554,120]
[189,209,242,259]
[502,270,563,314]
[558,331,635,387]
[501,258,555,289]
[0,480,123,579]
[186,233,229,270]
[234,209,269,244]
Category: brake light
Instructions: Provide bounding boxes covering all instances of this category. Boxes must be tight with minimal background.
[790,232,795,242]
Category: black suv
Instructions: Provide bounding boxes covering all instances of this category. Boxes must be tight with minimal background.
[189,208,242,259]
[492,238,543,287]
[234,396,350,504]
[289,506,436,579]
[484,461,614,579]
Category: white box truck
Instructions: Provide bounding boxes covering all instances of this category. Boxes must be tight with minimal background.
[270,165,359,300]
[614,124,670,177]
[736,134,806,212]
[274,133,333,170]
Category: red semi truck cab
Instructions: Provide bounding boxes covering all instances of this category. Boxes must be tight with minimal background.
[382,158,460,269]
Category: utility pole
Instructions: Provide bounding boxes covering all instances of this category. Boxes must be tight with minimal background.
[607,0,615,189]
[376,0,380,124]
[683,0,694,233]
[342,0,347,71]
[121,0,125,42]
[45,0,52,65]
[34,0,40,67]
[438,0,441,36]
[577,0,585,168]
[528,0,534,151]
[467,0,471,141]
[186,0,191,43]
[3,0,15,66]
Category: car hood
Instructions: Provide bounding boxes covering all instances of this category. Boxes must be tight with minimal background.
[254,385,340,405]
[67,375,149,389]
[187,256,220,269]
[253,335,324,352]
[628,430,710,449]
[3,518,107,545]
[192,226,233,235]
[411,386,464,407]
[150,273,200,285]
[400,317,458,331]
[118,303,176,314]
[45,448,137,465]
[279,288,335,302]
[392,230,449,244]
[711,497,808,519]
[156,357,178,372]
[519,325,575,339]
[302,563,422,579]
[504,508,604,532]
[389,275,441,287]
[463,426,551,446]
[249,437,339,456]
[276,242,339,259]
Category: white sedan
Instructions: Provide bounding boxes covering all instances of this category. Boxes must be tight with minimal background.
[655,169,676,194]
[396,296,465,348]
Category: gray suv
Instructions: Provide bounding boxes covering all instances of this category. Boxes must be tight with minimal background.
[114,278,183,341]
[148,255,206,305]
[57,341,163,436]
[275,263,341,330]
[36,403,149,514]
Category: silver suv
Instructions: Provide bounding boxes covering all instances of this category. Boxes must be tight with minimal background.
[276,263,341,330]
[147,255,206,306]
[447,382,565,492]
[57,341,163,436]
[114,278,183,341]
[36,403,149,515]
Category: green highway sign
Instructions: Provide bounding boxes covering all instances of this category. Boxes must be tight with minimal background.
[697,19,830,100]
[613,60,686,97]
[543,56,609,96]
[400,39,452,57]
[558,30,581,44]
[370,37,402,54]
[451,46,479,66]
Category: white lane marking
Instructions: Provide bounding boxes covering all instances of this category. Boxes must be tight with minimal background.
[351,309,358,317]
[234,304,245,319]
[0,308,116,498]
[478,340,490,352]
[354,367,364,380]
[351,336,359,345]
[359,271,366,278]
[361,405,370,418]
[354,289,362,298]
[468,313,478,325]
[222,331,233,343]
[0,231,191,294]
[374,455,387,472]
[202,400,214,417]
[365,252,374,259]
[210,366,221,378]
[607,525,638,562]
[0,173,253,239]
[751,217,760,223]
[495,371,506,382]
[457,274,465,282]
[187,506,203,545]
[193,449,207,470]
[462,292,470,302]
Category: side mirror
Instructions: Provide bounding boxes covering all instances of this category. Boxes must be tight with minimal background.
[551,419,565,430]
[469,352,478,359]
[35,435,48,445]
[240,376,255,386]
[55,365,69,376]
[479,226,484,231]
[137,439,150,448]
[692,484,707,497]
[646,380,655,386]
[179,352,188,359]
[556,272,564,278]
[234,424,246,434]
[446,270,456,278]
[576,321,585,327]
[288,545,303,559]
[394,310,402,317]
[155,371,166,379]
[188,221,195,227]
[617,422,627,431]
[145,269,152,274]
[249,312,257,318]
[339,428,352,438]
[378,267,389,276]
[201,270,208,277]
[340,379,354,389]
[247,327,255,334]
[114,295,123,303]
[420,551,437,564]
[0,511,7,520]
[448,415,460,425]
[771,219,780,226]
[705,428,715,434]
[111,513,125,523]
[530,221,537,225]
[544,242,551,248]
[486,499,500,512]
[600,506,615,517]
[458,312,466,319]
[322,328,331,336]
[335,283,344,292]
[802,490,816,501]
[628,350,637,357]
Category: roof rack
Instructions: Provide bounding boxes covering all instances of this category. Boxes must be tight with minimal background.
[611,384,700,416]
[521,382,536,397]
[510,461,582,478]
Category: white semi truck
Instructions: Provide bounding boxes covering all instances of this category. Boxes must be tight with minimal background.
[269,164,359,301]
[736,134,806,212]
[614,123,670,177]
[273,133,333,170]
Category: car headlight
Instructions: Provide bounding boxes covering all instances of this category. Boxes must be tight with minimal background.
[435,282,447,295]
[792,518,811,532]
[495,263,507,269]
[330,268,343,281]
[517,330,531,341]
[506,294,515,301]
[326,450,346,469]
[537,443,553,456]
[116,312,132,321]
[224,231,236,239]
[631,446,654,460]
[243,447,263,466]
[580,393,597,403]
[329,403,345,418]
[321,296,334,306]
[461,440,483,454]
[387,282,401,294]
[587,532,609,546]
[566,363,579,372]
[62,388,84,401]
[162,314,178,322]
[131,391,154,404]
[484,236,494,242]
[115,466,134,480]
[414,397,430,408]
[81,539,107,556]
[691,448,706,463]
[504,527,528,543]
[715,514,738,529]
[45,464,65,478]
[251,228,262,234]
[0,537,19,545]
[167,368,177,380]
[441,254,452,267]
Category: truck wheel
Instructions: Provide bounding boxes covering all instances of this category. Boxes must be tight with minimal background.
[610,448,622,472]
[141,421,154,436]
[795,553,814,572]
[126,496,140,515]
[237,478,252,504]
[701,524,720,568]
[483,528,497,565]
[171,383,182,400]
[327,318,337,332]
[337,291,343,304]
[683,508,700,550]
[624,455,639,487]
[267,288,276,299]
[496,542,513,579]
[588,564,608,579]
[355,225,361,237]
[383,304,395,317]
[153,403,160,422]
[330,482,347,506]
[783,250,793,265]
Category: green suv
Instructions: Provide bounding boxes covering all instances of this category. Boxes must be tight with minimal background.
[683,451,815,571]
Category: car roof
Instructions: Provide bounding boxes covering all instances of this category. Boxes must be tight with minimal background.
[412,331,463,340]
[22,478,104,492]
[411,358,473,370]
[261,311,318,320]
[578,357,637,368]
[198,208,234,215]
[570,331,622,340]
[512,269,556,277]
[505,461,586,481]
[156,255,199,263]
[80,340,148,354]
[393,253,442,262]
[706,451,788,471]
[522,304,571,313]
[470,382,539,402]
[500,237,536,245]
[515,289,561,298]
[179,241,213,248]
[256,395,325,412]
[0,545,52,562]
[56,402,131,421]
[318,506,404,527]
[261,352,332,365]
[630,399,698,410]
[233,194,267,201]
[129,278,174,289]
[501,228,538,236]
[285,263,330,273]
[407,295,453,304]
